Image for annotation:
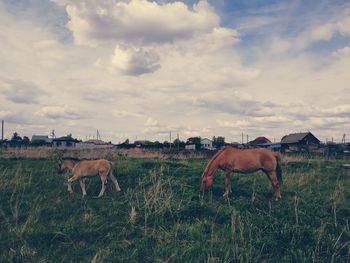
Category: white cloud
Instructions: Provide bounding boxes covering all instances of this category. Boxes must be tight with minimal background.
[144,117,159,127]
[1,1,350,143]
[56,0,219,46]
[333,46,350,59]
[110,45,160,75]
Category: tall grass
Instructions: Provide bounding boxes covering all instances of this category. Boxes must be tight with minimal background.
[0,154,349,262]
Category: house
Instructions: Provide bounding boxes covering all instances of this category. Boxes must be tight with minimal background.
[52,136,80,147]
[134,140,153,148]
[201,138,215,150]
[185,144,196,150]
[248,136,272,147]
[31,135,52,143]
[281,132,320,152]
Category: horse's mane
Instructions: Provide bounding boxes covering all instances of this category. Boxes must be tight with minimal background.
[203,147,228,176]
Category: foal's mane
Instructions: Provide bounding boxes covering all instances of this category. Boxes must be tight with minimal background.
[62,157,80,162]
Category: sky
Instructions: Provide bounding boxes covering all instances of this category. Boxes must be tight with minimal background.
[1,0,350,143]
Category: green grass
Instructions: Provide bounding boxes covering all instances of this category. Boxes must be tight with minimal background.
[0,155,349,262]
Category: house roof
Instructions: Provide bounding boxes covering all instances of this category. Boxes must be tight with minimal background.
[249,136,271,145]
[281,132,318,144]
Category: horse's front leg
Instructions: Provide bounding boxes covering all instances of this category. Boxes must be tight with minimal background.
[223,170,232,197]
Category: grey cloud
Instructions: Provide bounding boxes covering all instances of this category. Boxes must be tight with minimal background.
[37,105,88,120]
[123,49,160,75]
[194,96,275,117]
[2,79,45,104]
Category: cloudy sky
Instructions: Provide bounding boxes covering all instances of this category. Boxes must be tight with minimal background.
[1,0,350,143]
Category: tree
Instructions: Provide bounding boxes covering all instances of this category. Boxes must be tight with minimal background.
[10,132,23,147]
[213,136,225,149]
[11,132,22,142]
[173,138,185,149]
[22,136,30,146]
[186,137,201,150]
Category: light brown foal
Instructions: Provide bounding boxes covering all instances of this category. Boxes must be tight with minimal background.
[59,158,121,198]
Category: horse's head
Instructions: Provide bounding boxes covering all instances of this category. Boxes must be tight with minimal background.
[200,174,213,192]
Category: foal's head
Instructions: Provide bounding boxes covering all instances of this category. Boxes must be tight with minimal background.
[58,158,79,173]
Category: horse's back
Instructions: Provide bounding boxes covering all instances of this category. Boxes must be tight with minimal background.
[223,147,277,172]
[73,159,111,176]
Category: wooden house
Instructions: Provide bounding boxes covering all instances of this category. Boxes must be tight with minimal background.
[281,132,320,152]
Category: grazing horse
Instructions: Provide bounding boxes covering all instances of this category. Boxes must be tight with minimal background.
[200,147,283,200]
[58,158,121,198]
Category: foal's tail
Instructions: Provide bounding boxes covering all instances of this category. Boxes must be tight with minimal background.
[274,152,283,185]
[108,161,114,175]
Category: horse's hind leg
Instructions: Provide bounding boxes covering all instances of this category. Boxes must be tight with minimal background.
[266,171,281,201]
[109,173,121,192]
[223,170,232,197]
[98,174,107,198]
[79,178,87,197]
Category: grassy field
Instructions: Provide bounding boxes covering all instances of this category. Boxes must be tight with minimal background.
[0,150,349,262]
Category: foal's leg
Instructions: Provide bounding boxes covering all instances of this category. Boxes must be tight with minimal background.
[79,178,87,197]
[67,174,80,194]
[267,171,281,200]
[98,174,108,198]
[109,173,121,192]
[223,170,232,197]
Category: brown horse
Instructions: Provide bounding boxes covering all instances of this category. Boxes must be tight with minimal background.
[58,158,121,198]
[200,147,282,200]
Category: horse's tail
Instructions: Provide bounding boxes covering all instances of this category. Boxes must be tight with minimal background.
[108,161,121,192]
[273,152,283,185]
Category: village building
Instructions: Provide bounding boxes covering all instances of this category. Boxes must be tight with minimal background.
[281,132,320,152]
[185,144,196,150]
[52,136,80,147]
[248,136,271,147]
[31,135,52,143]
[201,138,215,150]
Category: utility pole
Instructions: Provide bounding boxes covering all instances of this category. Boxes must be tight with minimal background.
[177,133,179,151]
[1,120,4,146]
[241,133,244,144]
[169,131,172,150]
